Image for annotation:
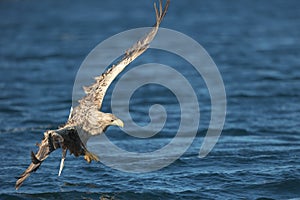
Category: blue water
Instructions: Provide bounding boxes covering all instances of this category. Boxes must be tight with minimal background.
[1,0,300,199]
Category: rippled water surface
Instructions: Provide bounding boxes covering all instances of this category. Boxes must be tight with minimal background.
[1,0,300,199]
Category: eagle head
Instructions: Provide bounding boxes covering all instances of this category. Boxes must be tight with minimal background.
[102,113,124,131]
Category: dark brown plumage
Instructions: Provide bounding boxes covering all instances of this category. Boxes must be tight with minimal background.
[15,0,170,190]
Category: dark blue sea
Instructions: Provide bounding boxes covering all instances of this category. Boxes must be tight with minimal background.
[1,0,300,199]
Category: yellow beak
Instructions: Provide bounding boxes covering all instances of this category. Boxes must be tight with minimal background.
[112,119,124,128]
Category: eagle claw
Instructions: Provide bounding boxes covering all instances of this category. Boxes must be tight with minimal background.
[84,151,100,163]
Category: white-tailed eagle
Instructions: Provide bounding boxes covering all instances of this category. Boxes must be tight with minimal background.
[16,0,170,190]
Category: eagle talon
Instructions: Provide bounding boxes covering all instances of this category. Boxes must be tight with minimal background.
[84,151,100,163]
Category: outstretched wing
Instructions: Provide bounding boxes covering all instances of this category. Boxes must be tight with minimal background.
[15,132,63,190]
[75,0,170,111]
[15,129,87,190]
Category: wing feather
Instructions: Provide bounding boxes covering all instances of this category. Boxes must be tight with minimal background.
[76,0,170,110]
[15,132,63,190]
